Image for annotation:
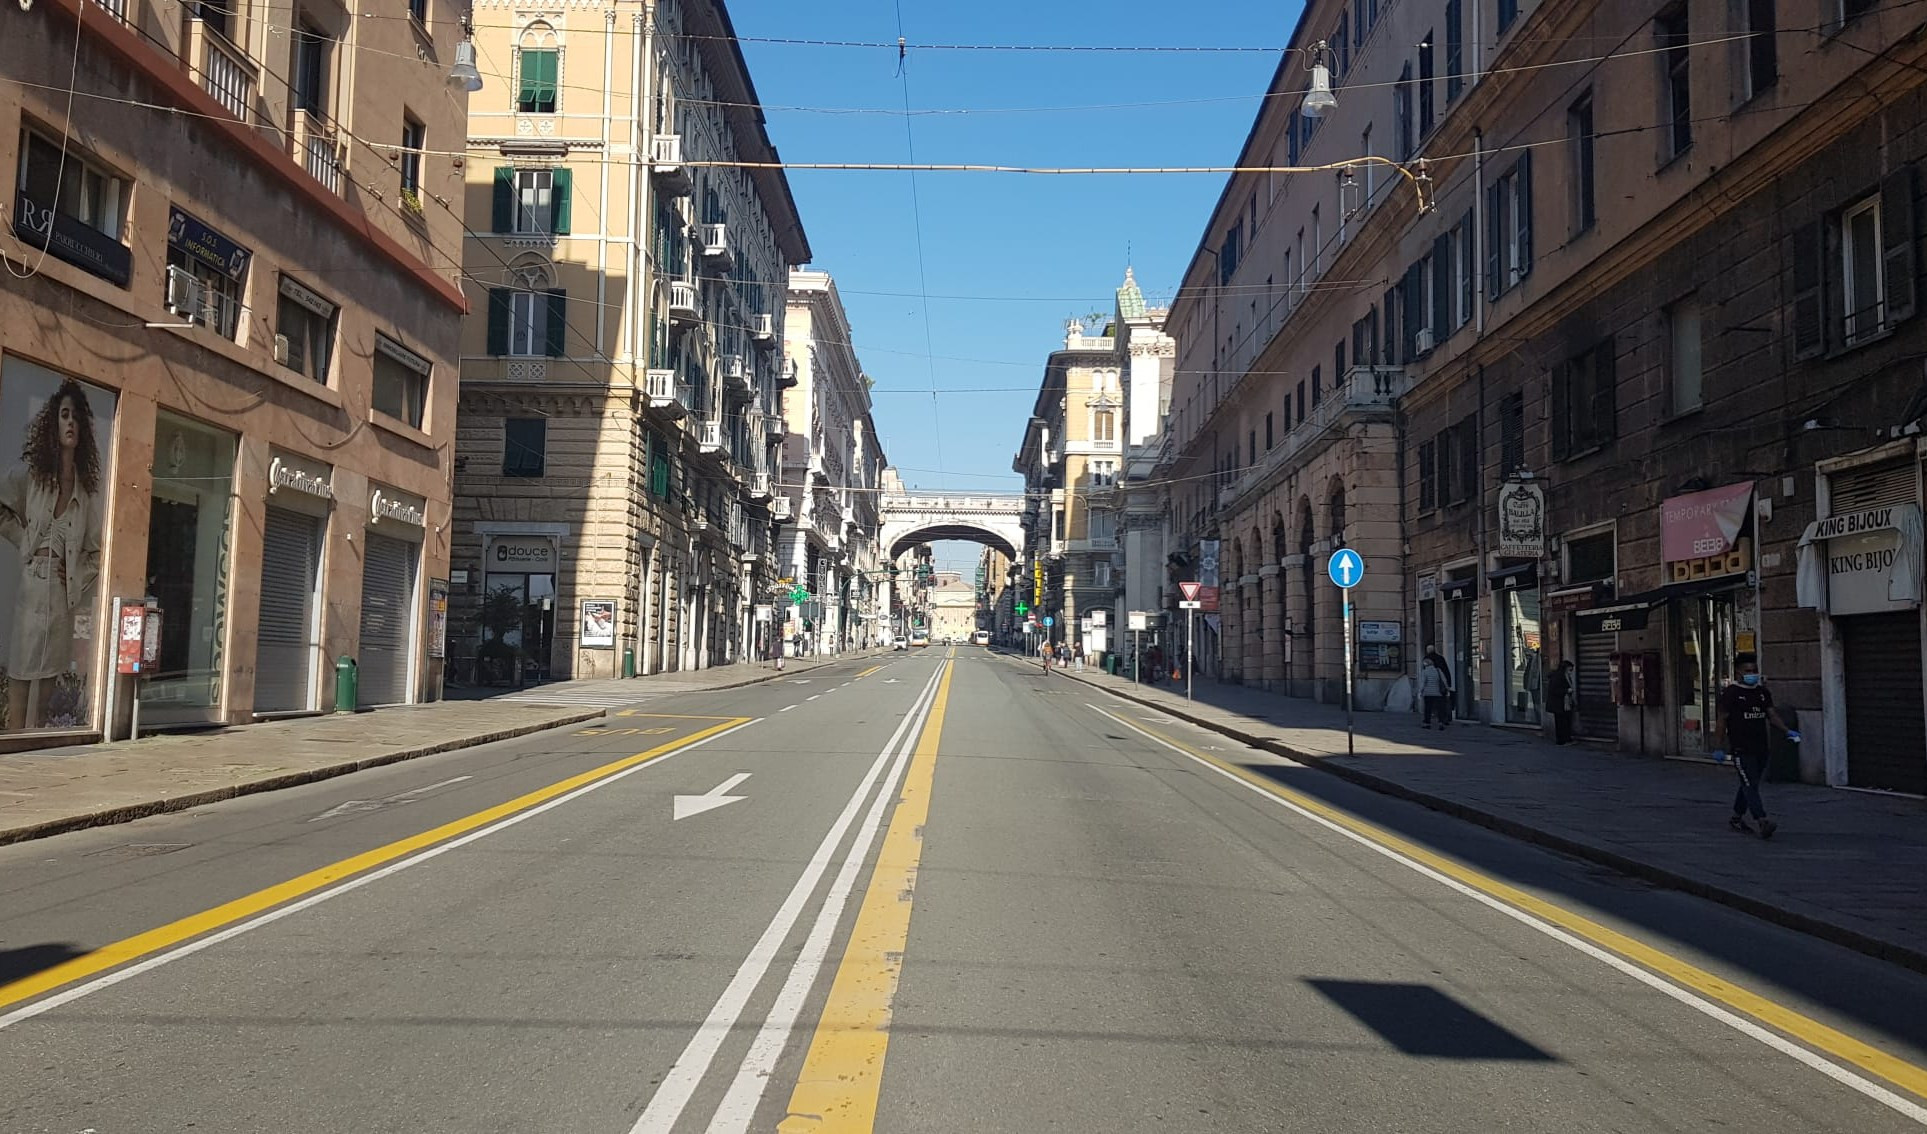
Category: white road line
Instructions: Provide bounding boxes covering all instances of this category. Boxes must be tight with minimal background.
[0,719,763,1032]
[1085,704,1927,1127]
[778,705,796,713]
[627,666,947,1134]
[708,663,944,1131]
[806,695,820,701]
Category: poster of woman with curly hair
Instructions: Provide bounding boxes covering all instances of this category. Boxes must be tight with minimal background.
[0,359,116,733]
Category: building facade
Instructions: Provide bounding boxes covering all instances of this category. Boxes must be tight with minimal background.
[1164,0,1927,790]
[778,269,886,655]
[0,0,470,748]
[453,0,808,679]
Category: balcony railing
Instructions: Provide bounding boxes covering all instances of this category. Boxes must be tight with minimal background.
[189,19,256,121]
[92,0,127,22]
[750,312,775,345]
[722,353,751,399]
[668,280,700,324]
[698,418,724,453]
[651,134,691,197]
[700,222,733,270]
[1220,364,1409,510]
[646,368,690,418]
[292,109,343,194]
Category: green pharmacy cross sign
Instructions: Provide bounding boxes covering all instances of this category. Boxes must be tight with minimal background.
[1015,600,1029,615]
[789,587,809,604]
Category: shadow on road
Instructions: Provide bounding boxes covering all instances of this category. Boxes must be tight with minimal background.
[0,942,88,984]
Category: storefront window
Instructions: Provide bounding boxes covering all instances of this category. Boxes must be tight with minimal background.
[0,361,116,733]
[1674,594,1737,757]
[143,413,237,723]
[1502,586,1543,725]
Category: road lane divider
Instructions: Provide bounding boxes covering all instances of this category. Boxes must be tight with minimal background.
[1086,704,1927,1126]
[628,662,948,1134]
[774,660,954,1132]
[0,717,756,1029]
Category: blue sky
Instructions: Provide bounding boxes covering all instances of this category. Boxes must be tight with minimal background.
[738,2,1296,571]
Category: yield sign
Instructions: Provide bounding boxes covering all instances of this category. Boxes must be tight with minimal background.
[1178,581,1202,602]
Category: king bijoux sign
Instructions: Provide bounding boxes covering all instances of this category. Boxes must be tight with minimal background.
[1496,481,1546,558]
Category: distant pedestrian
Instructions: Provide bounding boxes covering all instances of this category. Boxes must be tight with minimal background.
[1418,651,1453,729]
[1713,652,1799,839]
[1546,659,1577,744]
[1073,640,1086,671]
[1144,645,1164,684]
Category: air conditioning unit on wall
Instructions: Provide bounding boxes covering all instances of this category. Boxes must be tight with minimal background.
[165,266,203,324]
[272,333,291,365]
[1415,327,1436,354]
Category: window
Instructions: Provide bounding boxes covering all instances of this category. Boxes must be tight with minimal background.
[399,115,424,195]
[1293,230,1305,295]
[1090,459,1118,487]
[1248,431,1257,466]
[1451,415,1479,504]
[518,47,558,114]
[292,20,329,115]
[1552,339,1617,459]
[1311,206,1322,281]
[1361,124,1376,203]
[487,271,568,358]
[1497,0,1519,33]
[1445,0,1464,101]
[1792,172,1917,357]
[1486,153,1534,298]
[1566,531,1616,585]
[649,432,672,498]
[165,207,249,341]
[492,167,574,236]
[1335,13,1351,76]
[1744,0,1778,99]
[1836,0,1878,28]
[1569,93,1596,233]
[503,417,546,476]
[1095,560,1113,587]
[1296,380,1306,422]
[15,130,131,285]
[1311,365,1323,406]
[1219,222,1241,284]
[276,275,337,384]
[1657,4,1692,160]
[1418,31,1436,136]
[1667,298,1703,414]
[199,0,234,39]
[1418,439,1438,512]
[1335,339,1347,383]
[1288,113,1302,166]
[408,0,425,23]
[1454,213,1475,326]
[1395,62,1414,160]
[1500,391,1525,473]
[1265,412,1275,449]
[372,334,430,428]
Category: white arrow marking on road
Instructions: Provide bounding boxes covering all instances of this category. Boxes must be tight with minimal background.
[882,678,901,684]
[673,772,752,821]
[309,776,473,822]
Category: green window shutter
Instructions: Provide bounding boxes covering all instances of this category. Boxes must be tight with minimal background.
[486,288,510,355]
[492,167,515,232]
[551,168,572,234]
[536,50,557,111]
[519,49,556,111]
[517,50,538,108]
[544,289,567,357]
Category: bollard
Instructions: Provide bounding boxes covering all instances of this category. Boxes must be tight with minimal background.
[622,646,636,679]
[334,655,358,713]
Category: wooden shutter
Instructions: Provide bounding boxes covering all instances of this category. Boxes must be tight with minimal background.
[551,168,573,235]
[1402,262,1423,358]
[1551,356,1572,461]
[1590,339,1618,443]
[1486,181,1504,299]
[1883,166,1917,325]
[1383,286,1401,363]
[486,288,511,355]
[544,289,567,357]
[1418,440,1437,511]
[492,167,514,232]
[1459,207,1476,319]
[1501,391,1524,473]
[1457,415,1479,504]
[1790,220,1826,359]
[1431,233,1452,338]
[1516,150,1534,280]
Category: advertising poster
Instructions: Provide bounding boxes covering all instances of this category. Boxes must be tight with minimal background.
[580,599,616,648]
[0,359,118,732]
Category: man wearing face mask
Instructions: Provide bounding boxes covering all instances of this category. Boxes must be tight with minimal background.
[1712,652,1799,839]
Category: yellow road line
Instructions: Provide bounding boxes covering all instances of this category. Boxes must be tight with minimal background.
[854,665,882,678]
[0,717,752,1015]
[615,710,748,720]
[780,664,953,1132]
[1114,711,1927,1109]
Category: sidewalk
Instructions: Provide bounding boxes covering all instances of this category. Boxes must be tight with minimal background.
[1051,660,1927,974]
[0,650,882,847]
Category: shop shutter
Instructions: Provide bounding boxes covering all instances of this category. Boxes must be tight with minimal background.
[358,532,418,706]
[1831,460,1916,512]
[255,508,321,713]
[1574,630,1618,740]
[1839,610,1926,795]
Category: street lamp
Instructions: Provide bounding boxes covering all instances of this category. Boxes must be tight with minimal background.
[1302,40,1337,119]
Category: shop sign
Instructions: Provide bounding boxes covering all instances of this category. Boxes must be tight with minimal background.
[490,535,555,569]
[167,206,251,280]
[1827,530,1913,616]
[1661,482,1753,563]
[580,599,616,648]
[1090,609,1107,627]
[1545,582,1611,616]
[1418,575,1438,601]
[1575,606,1651,635]
[1128,610,1150,631]
[267,455,333,500]
[1198,540,1221,588]
[369,488,425,526]
[1358,620,1402,643]
[1496,481,1546,558]
[14,190,133,286]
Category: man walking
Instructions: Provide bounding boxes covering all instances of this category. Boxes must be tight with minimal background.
[1712,652,1799,839]
[1418,651,1453,729]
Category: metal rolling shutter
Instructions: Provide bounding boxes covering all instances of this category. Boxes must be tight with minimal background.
[1574,632,1618,740]
[254,508,320,713]
[357,533,418,706]
[1840,610,1926,795]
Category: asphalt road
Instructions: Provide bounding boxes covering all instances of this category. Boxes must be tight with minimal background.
[4,646,1927,1132]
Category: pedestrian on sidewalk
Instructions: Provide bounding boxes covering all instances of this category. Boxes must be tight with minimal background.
[1418,651,1453,728]
[1546,659,1577,744]
[1073,640,1086,671]
[1712,652,1799,839]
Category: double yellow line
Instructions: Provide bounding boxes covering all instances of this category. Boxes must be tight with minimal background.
[0,718,751,1020]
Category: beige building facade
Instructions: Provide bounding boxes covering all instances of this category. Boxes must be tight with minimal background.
[0,0,470,748]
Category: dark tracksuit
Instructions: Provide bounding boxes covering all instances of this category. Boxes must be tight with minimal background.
[1720,682,1775,821]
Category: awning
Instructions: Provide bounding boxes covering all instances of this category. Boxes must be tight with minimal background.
[1794,502,1923,613]
[1545,581,1613,616]
[1573,575,1748,634]
[1486,562,1539,590]
[1439,577,1477,601]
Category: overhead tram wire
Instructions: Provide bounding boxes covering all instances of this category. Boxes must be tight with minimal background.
[890,7,947,490]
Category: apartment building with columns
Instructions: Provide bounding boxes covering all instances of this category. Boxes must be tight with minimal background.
[0,0,470,747]
[452,0,808,679]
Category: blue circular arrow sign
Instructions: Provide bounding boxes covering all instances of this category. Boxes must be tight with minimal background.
[1327,548,1365,589]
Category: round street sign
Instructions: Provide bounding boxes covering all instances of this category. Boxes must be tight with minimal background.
[1327,548,1365,589]
[1043,616,1055,627]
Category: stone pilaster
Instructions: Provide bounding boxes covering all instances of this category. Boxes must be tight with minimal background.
[1218,579,1241,682]
[1259,565,1284,690]
[1282,553,1308,698]
[1239,574,1262,683]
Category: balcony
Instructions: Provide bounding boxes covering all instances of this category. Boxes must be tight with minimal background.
[698,418,725,454]
[1220,364,1409,512]
[764,413,787,442]
[750,312,775,346]
[700,222,734,271]
[651,134,691,197]
[668,280,700,324]
[292,109,343,194]
[188,19,257,121]
[772,497,794,521]
[722,353,751,399]
[747,470,774,502]
[645,368,689,418]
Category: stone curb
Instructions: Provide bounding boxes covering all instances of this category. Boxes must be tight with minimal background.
[0,708,607,849]
[1059,669,1927,978]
